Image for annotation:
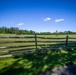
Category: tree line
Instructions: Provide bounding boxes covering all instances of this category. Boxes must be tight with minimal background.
[0,26,76,35]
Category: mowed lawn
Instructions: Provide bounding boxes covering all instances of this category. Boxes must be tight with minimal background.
[0,50,76,75]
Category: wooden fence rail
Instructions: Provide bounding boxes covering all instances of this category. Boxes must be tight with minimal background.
[0,34,76,55]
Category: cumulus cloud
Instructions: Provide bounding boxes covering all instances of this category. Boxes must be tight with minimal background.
[17,23,24,26]
[55,19,64,22]
[43,18,51,21]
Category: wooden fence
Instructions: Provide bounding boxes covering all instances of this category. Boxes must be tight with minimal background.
[0,34,76,56]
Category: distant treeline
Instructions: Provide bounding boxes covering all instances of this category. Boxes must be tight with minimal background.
[0,27,76,35]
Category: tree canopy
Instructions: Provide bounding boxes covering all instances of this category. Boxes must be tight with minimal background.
[0,26,76,35]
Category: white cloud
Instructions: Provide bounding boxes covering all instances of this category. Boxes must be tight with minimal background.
[55,19,64,22]
[17,23,24,26]
[43,18,51,21]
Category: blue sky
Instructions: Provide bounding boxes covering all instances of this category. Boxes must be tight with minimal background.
[0,0,76,32]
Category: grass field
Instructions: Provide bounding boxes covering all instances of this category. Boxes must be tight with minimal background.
[0,34,76,75]
[0,50,76,75]
[0,34,76,55]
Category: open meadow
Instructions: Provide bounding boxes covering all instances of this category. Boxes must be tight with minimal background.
[0,34,76,75]
[1,0,76,74]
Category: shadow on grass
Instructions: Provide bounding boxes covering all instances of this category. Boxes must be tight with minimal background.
[0,42,76,75]
[0,51,76,75]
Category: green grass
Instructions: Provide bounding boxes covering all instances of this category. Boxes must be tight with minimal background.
[0,34,76,55]
[0,50,76,75]
[0,34,76,75]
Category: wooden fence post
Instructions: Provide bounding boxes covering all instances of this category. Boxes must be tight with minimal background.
[66,35,68,48]
[35,33,38,54]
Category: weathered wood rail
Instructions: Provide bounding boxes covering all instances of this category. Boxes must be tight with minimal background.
[0,34,76,56]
